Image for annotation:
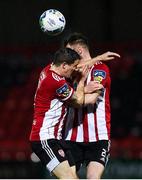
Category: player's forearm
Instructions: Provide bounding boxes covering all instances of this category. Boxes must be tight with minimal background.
[75,79,85,106]
[84,81,103,94]
[77,52,120,69]
[90,55,104,65]
[84,91,101,105]
[91,51,120,63]
[67,79,85,108]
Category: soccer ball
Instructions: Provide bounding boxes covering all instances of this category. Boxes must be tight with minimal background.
[39,9,66,36]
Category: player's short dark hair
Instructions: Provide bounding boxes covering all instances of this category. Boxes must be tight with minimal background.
[53,47,81,66]
[63,32,89,49]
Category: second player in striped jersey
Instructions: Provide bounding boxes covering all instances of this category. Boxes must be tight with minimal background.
[62,33,120,179]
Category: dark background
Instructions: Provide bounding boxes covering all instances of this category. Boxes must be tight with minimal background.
[1,0,142,44]
[0,0,142,178]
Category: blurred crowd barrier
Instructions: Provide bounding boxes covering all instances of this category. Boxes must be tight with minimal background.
[0,43,142,178]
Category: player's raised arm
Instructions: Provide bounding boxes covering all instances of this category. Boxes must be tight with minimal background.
[77,51,120,68]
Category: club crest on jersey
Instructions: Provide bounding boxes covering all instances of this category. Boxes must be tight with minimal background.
[56,83,71,98]
[58,149,65,157]
[93,70,106,83]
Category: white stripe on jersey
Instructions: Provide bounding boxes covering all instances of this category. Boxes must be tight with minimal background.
[86,66,97,141]
[96,89,109,140]
[39,99,67,140]
[56,109,67,139]
[87,104,97,141]
[65,127,72,140]
[64,65,110,142]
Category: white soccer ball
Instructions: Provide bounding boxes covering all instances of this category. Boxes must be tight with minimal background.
[39,9,66,36]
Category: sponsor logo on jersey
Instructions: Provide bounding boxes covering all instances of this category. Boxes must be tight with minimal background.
[52,72,65,81]
[93,70,106,83]
[56,83,71,98]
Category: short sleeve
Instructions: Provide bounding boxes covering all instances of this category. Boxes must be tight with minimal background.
[56,80,74,101]
[92,64,110,87]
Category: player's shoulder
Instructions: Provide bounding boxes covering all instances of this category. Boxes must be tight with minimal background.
[42,64,65,82]
[93,61,110,72]
[95,61,109,68]
[41,64,51,74]
[91,61,110,79]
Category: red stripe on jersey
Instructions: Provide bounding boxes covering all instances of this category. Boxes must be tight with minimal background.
[83,107,89,142]
[54,105,66,138]
[63,63,111,142]
[91,66,99,141]
[70,109,78,141]
[105,89,111,139]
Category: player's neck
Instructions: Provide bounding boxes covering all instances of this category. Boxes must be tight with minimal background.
[82,52,91,61]
[50,65,63,77]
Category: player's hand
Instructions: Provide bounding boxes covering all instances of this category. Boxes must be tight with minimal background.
[95,51,120,61]
[77,51,120,68]
[79,65,90,82]
[85,81,104,94]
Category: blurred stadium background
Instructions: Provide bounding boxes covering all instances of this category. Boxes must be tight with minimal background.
[0,0,142,178]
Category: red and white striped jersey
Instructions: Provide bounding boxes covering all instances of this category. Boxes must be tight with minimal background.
[63,62,111,142]
[30,65,74,141]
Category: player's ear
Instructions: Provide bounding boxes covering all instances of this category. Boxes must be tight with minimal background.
[62,62,68,69]
[76,47,82,56]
